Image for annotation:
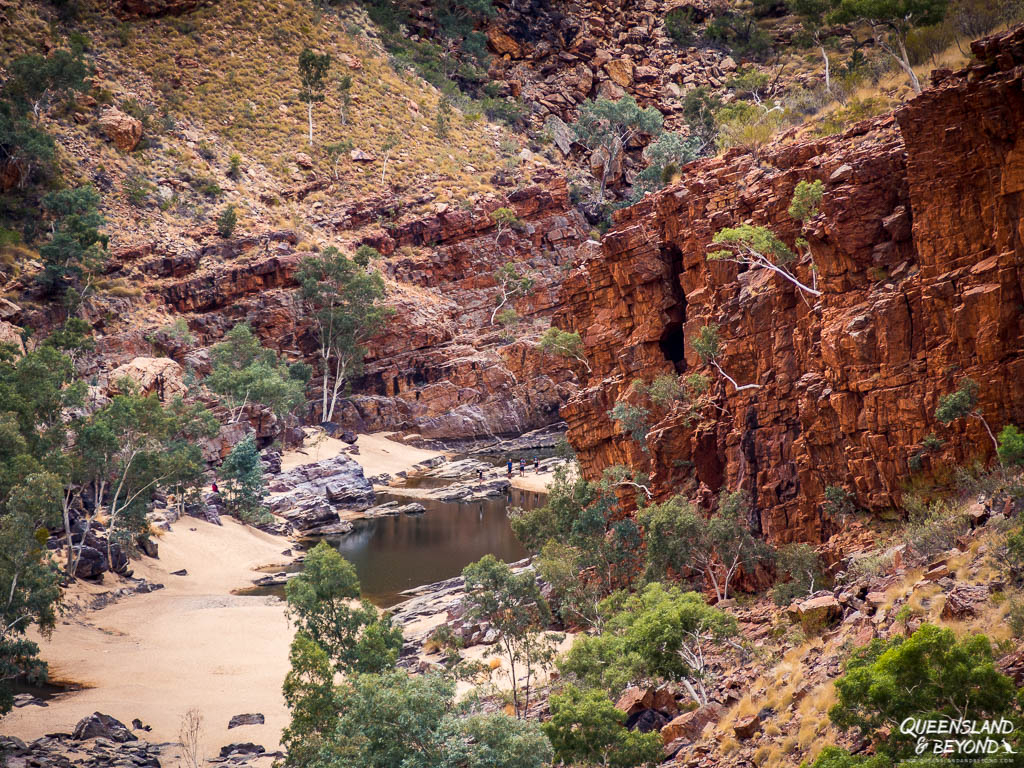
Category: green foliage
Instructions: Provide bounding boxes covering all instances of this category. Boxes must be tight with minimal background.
[829,0,949,92]
[1007,527,1024,576]
[227,153,242,179]
[823,485,856,521]
[298,48,331,105]
[285,541,403,676]
[692,323,721,363]
[640,492,771,601]
[665,5,699,46]
[297,247,393,422]
[37,186,107,298]
[828,624,1023,761]
[789,179,825,223]
[206,323,306,420]
[634,132,701,197]
[75,389,215,568]
[0,49,89,191]
[538,327,589,372]
[216,204,237,238]
[572,96,664,197]
[608,401,650,447]
[807,746,890,768]
[462,555,556,717]
[0,343,91,712]
[771,543,825,605]
[510,466,643,627]
[219,435,269,524]
[558,583,738,704]
[998,424,1024,466]
[307,670,552,768]
[435,97,451,138]
[710,223,797,266]
[543,685,663,768]
[706,11,774,59]
[935,378,979,424]
[681,87,722,154]
[353,245,380,267]
[490,262,534,324]
[299,48,331,144]
[281,632,337,767]
[490,206,521,234]
[122,173,151,208]
[3,49,88,117]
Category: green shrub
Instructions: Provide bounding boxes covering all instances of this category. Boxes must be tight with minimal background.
[998,424,1024,466]
[665,6,699,46]
[216,205,237,238]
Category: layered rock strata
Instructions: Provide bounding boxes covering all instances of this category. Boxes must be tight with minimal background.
[560,26,1024,543]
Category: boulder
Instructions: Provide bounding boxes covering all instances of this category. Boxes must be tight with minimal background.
[97,108,143,152]
[603,59,634,87]
[793,595,842,633]
[220,743,266,757]
[660,703,723,744]
[107,357,186,399]
[733,713,761,740]
[228,713,265,729]
[626,708,668,733]
[487,26,523,58]
[73,713,137,743]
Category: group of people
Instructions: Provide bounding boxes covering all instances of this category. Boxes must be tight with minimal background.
[507,457,540,477]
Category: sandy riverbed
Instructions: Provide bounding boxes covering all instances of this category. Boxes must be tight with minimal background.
[2,430,561,760]
[0,518,292,762]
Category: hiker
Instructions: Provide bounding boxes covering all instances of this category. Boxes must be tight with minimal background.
[534,456,540,473]
[507,458,513,477]
[211,479,219,494]
[478,468,484,484]
[519,458,526,477]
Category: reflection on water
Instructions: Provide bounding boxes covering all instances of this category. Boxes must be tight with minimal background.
[323,487,543,608]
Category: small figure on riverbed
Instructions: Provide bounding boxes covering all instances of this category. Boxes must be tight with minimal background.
[507,458,513,477]
[478,468,484,484]
[534,456,539,473]
[519,458,526,476]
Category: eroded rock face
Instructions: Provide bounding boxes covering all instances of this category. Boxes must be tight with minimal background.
[560,26,1024,545]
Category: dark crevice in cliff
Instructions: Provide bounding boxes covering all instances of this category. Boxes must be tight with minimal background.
[659,245,688,374]
[740,405,763,538]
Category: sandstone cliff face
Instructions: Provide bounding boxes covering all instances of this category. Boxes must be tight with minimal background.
[58,180,587,443]
[341,177,589,439]
[560,26,1024,544]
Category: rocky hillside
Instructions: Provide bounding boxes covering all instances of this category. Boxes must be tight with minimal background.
[559,24,1024,544]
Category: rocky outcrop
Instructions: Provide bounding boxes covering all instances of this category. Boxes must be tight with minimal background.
[266,453,373,532]
[96,108,143,152]
[560,26,1024,544]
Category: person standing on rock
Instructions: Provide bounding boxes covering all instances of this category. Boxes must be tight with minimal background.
[519,458,526,477]
[534,456,539,473]
[507,458,513,477]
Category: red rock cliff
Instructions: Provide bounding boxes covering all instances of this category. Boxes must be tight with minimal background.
[560,25,1024,544]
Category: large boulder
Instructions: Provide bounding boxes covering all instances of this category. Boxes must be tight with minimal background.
[73,712,137,743]
[107,357,186,399]
[97,108,143,152]
[660,702,723,744]
[791,594,843,634]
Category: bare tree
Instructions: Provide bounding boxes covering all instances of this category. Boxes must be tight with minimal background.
[178,708,203,768]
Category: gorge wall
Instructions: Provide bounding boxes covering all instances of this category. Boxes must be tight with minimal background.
[560,25,1024,544]
[59,177,588,443]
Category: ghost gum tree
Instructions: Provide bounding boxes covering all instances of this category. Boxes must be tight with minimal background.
[297,247,394,423]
